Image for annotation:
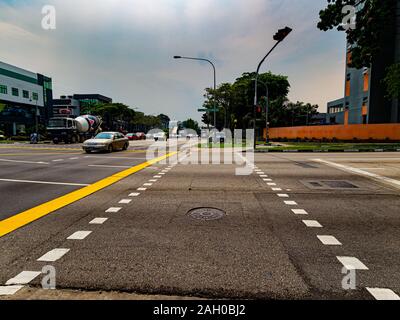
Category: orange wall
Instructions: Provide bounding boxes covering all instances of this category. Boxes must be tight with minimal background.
[266,124,400,141]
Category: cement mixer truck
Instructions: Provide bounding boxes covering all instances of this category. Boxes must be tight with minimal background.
[47,115,102,144]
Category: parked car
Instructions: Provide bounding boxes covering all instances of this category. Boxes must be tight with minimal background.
[136,132,146,140]
[126,133,139,141]
[82,132,129,153]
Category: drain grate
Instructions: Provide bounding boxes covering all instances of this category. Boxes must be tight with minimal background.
[302,180,359,190]
[188,207,226,221]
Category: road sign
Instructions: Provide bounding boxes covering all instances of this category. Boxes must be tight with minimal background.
[198,108,218,112]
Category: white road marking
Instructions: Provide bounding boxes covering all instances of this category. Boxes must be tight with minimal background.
[272,188,282,191]
[317,235,342,246]
[314,159,400,189]
[119,199,132,204]
[67,231,92,240]
[88,165,131,169]
[137,187,147,191]
[149,179,157,182]
[257,172,265,175]
[37,249,70,262]
[89,218,108,224]
[0,178,89,187]
[143,183,153,186]
[129,193,140,197]
[263,178,273,182]
[292,209,308,215]
[284,201,298,206]
[277,194,289,198]
[0,285,24,296]
[303,220,323,228]
[85,155,147,160]
[0,159,50,165]
[366,288,400,300]
[358,168,386,170]
[267,183,277,186]
[6,271,41,285]
[336,256,369,270]
[260,175,268,178]
[105,207,122,213]
[159,172,166,175]
[154,176,162,178]
[69,157,79,160]
[52,159,64,162]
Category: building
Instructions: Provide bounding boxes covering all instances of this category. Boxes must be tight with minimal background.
[0,61,53,136]
[51,94,112,118]
[327,0,400,125]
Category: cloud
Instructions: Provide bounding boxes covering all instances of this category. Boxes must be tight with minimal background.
[0,0,346,122]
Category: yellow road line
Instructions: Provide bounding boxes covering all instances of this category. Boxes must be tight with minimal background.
[0,152,177,238]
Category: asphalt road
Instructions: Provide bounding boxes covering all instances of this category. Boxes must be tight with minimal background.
[0,148,399,300]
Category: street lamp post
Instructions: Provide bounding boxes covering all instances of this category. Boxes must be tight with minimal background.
[253,27,292,149]
[173,56,217,129]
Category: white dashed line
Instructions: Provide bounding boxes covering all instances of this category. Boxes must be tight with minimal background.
[6,271,41,285]
[257,172,265,175]
[67,231,92,240]
[292,209,308,215]
[69,157,79,160]
[272,188,282,191]
[105,207,122,213]
[119,199,132,204]
[52,159,64,162]
[277,194,289,198]
[302,220,323,228]
[149,179,157,182]
[0,179,89,187]
[317,235,342,246]
[366,288,400,300]
[37,248,70,262]
[159,173,166,175]
[137,188,147,191]
[154,176,162,178]
[260,175,268,178]
[336,256,369,270]
[263,178,273,182]
[129,193,140,197]
[0,285,24,296]
[267,183,277,186]
[284,201,297,206]
[89,218,108,225]
[143,183,153,186]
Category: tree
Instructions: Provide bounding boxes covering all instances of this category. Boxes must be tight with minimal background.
[384,63,400,98]
[201,72,290,130]
[317,0,398,96]
[182,118,200,134]
[157,114,170,129]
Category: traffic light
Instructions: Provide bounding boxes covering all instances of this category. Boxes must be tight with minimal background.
[273,27,292,42]
[255,105,262,117]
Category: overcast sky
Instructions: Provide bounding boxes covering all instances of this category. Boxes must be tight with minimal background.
[0,0,346,123]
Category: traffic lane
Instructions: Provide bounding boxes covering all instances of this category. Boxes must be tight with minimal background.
[0,163,169,286]
[0,154,154,220]
[254,152,400,297]
[254,153,398,194]
[283,192,400,293]
[0,163,311,299]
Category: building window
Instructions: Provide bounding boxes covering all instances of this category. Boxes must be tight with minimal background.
[32,92,39,101]
[12,88,19,97]
[0,85,7,94]
[23,90,29,99]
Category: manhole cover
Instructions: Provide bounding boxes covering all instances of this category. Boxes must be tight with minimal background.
[188,207,226,221]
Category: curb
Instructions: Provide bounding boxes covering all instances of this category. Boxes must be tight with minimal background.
[253,149,400,153]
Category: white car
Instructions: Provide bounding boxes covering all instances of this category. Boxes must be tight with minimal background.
[153,132,167,141]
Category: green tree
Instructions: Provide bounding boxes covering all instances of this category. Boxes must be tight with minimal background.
[182,118,200,134]
[317,0,398,97]
[384,63,400,98]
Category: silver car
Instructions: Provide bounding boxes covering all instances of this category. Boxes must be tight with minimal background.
[83,132,129,153]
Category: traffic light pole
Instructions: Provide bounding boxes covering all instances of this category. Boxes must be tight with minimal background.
[253,40,281,149]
